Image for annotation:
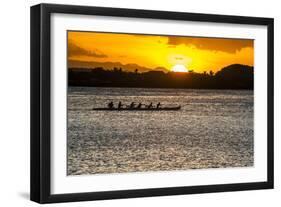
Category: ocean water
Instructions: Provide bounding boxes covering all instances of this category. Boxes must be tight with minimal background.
[67,87,254,175]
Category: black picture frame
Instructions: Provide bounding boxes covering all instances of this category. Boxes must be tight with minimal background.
[30,3,274,204]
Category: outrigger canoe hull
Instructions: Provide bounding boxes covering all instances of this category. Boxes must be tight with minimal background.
[92,106,181,111]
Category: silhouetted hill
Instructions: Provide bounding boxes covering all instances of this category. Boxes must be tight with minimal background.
[68,64,253,90]
[215,64,253,89]
[68,60,168,73]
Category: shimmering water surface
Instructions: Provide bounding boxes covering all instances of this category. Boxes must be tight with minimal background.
[67,87,253,175]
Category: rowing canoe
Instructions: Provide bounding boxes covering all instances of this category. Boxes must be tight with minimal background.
[92,106,181,111]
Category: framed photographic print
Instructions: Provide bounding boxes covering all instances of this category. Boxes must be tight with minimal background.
[30,3,274,203]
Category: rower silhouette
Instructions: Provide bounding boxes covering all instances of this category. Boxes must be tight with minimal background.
[156,102,161,108]
[137,103,142,108]
[130,102,136,109]
[118,101,123,109]
[147,102,153,109]
[108,101,114,109]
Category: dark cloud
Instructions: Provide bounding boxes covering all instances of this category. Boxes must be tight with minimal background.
[68,41,108,58]
[167,36,253,53]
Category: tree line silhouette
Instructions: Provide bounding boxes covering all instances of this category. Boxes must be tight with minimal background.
[68,64,253,90]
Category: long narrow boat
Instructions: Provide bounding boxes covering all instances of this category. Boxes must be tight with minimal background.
[92,105,181,111]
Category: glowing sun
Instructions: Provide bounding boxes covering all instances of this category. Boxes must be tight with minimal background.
[171,64,189,73]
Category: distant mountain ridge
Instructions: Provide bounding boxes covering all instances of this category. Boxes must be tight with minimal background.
[68,59,168,72]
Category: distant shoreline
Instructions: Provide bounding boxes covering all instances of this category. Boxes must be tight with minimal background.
[68,64,254,90]
[68,85,253,91]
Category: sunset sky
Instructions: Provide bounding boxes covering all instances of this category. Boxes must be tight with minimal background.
[68,31,254,73]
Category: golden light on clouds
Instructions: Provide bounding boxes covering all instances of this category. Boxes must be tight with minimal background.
[68,31,254,73]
